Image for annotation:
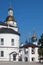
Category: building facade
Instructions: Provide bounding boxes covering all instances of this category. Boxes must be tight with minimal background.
[19,33,39,62]
[0,8,20,61]
[0,7,39,62]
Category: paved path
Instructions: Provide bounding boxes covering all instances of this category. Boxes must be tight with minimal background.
[0,62,43,65]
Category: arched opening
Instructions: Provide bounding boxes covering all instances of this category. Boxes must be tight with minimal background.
[13,54,16,61]
[25,57,28,62]
[19,56,22,61]
[32,57,35,61]
[9,51,17,61]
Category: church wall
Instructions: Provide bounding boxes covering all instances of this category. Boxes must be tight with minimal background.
[35,48,39,62]
[0,47,19,61]
[0,33,19,61]
[0,34,19,47]
[28,47,39,62]
[28,47,32,62]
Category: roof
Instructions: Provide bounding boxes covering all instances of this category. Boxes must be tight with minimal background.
[39,58,43,60]
[0,21,7,26]
[20,43,38,48]
[9,51,17,55]
[5,16,16,22]
[0,28,20,36]
[0,21,17,28]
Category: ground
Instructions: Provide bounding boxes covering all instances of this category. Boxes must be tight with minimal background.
[0,62,43,65]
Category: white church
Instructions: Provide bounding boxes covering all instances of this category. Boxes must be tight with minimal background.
[0,7,39,62]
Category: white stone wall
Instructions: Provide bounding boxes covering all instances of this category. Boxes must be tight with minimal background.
[28,47,39,62]
[0,34,19,47]
[0,47,19,61]
[0,33,19,61]
[28,47,32,62]
[20,47,39,62]
[35,48,39,62]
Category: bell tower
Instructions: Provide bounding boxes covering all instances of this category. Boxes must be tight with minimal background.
[4,1,18,32]
[5,0,17,27]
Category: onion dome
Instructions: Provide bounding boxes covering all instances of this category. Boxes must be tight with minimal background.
[6,16,15,21]
[31,32,37,42]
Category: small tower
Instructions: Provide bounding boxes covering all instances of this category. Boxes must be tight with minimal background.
[8,8,13,16]
[31,32,37,45]
[5,7,17,27]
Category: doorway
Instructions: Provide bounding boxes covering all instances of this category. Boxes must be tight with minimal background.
[25,57,28,62]
[32,57,35,61]
[9,52,17,61]
[13,54,16,61]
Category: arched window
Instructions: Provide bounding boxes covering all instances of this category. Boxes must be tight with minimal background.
[1,38,4,45]
[32,57,35,61]
[24,48,28,54]
[11,39,14,46]
[1,51,4,57]
[32,48,35,54]
[25,57,28,62]
[19,56,22,61]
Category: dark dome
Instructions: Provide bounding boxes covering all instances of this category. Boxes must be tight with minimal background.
[8,8,13,11]
[0,28,20,36]
[5,16,16,22]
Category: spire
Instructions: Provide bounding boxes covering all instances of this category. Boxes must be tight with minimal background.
[31,32,37,42]
[33,32,36,38]
[10,0,12,8]
[5,0,16,26]
[25,38,28,44]
[8,0,13,16]
[28,32,31,43]
[5,1,15,22]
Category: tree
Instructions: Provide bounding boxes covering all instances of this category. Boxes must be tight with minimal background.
[38,34,43,58]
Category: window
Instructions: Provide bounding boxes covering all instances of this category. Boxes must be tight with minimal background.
[1,38,4,45]
[25,57,28,62]
[11,39,14,46]
[19,50,22,52]
[1,51,4,57]
[32,57,35,61]
[19,56,22,61]
[24,48,28,54]
[32,48,35,54]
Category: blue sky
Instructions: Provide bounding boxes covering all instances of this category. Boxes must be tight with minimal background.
[0,0,43,42]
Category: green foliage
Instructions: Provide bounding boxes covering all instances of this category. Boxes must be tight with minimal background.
[38,34,43,56]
